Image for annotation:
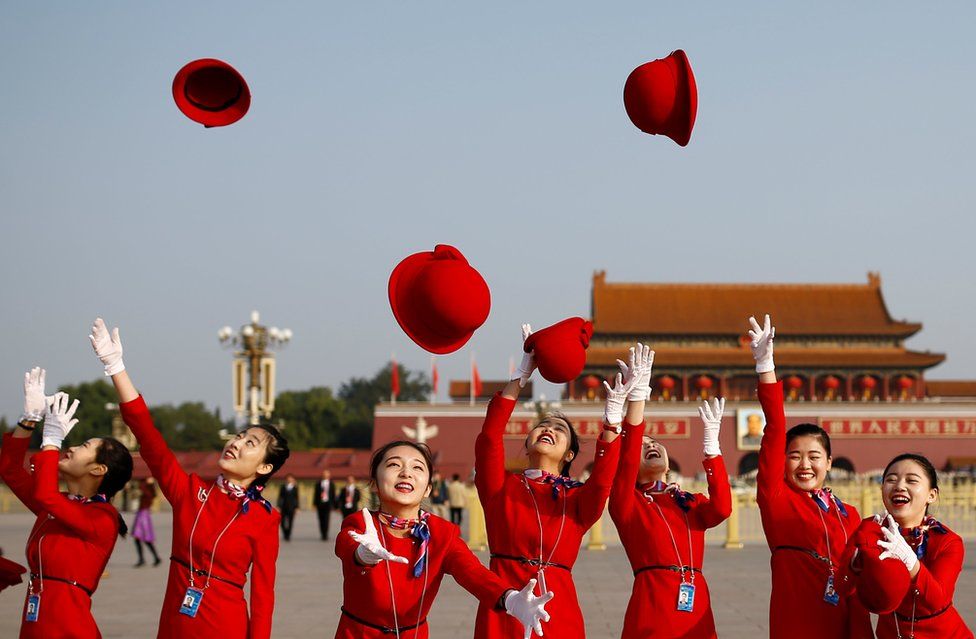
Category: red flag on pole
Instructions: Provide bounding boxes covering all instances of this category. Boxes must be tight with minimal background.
[430,356,439,404]
[471,355,483,405]
[391,355,400,403]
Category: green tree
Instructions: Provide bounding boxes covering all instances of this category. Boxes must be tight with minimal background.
[337,363,430,448]
[272,387,346,450]
[150,402,225,451]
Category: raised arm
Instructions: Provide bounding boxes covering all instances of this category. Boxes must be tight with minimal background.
[90,317,190,503]
[749,315,785,505]
[688,398,733,528]
[248,510,281,639]
[608,344,653,523]
[475,324,534,502]
[0,368,50,513]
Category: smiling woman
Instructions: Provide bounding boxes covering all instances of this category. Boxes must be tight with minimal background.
[334,440,552,638]
[88,317,289,639]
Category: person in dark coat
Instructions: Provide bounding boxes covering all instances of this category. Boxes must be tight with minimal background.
[313,469,338,540]
[277,474,300,542]
[340,476,361,520]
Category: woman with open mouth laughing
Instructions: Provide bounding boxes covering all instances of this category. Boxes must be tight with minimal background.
[88,318,290,639]
[335,440,552,639]
[867,453,972,638]
[751,315,871,638]
[471,325,647,639]
[0,368,133,639]
[609,360,732,639]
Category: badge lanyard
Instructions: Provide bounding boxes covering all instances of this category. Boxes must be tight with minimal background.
[894,589,918,639]
[24,518,50,623]
[815,501,849,607]
[180,482,243,618]
[651,500,696,613]
[522,476,567,596]
[377,514,429,639]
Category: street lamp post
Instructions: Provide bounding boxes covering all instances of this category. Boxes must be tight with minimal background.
[218,311,292,426]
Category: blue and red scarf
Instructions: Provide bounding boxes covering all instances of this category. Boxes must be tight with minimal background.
[810,487,849,517]
[216,474,273,514]
[901,516,947,559]
[379,511,431,578]
[639,480,697,512]
[67,493,108,504]
[524,469,584,500]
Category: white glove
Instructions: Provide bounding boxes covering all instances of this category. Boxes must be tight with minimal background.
[512,324,536,388]
[504,579,554,639]
[698,397,725,457]
[877,515,918,573]
[348,508,409,565]
[89,317,125,376]
[603,372,639,426]
[42,392,80,449]
[748,314,776,374]
[616,343,654,402]
[21,367,51,423]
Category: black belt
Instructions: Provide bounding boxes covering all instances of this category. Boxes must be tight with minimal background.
[772,545,833,567]
[29,573,94,597]
[341,607,427,634]
[895,604,951,622]
[490,553,572,572]
[634,565,702,577]
[170,556,245,590]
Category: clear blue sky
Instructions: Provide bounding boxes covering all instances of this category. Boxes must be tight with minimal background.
[2,3,974,423]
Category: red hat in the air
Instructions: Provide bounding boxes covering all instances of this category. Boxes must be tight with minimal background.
[389,244,491,355]
[172,58,251,128]
[524,317,594,383]
[836,519,911,614]
[623,50,698,146]
[0,556,26,592]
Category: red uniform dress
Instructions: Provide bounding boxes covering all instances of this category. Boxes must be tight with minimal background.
[608,420,732,638]
[0,434,122,639]
[120,396,280,639]
[874,521,973,639]
[473,392,621,639]
[334,510,511,638]
[757,381,872,639]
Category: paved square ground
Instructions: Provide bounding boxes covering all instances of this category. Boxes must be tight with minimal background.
[0,511,972,637]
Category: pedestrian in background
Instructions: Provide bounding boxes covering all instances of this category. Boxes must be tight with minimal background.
[447,473,467,527]
[133,477,162,567]
[340,476,361,520]
[430,471,448,519]
[313,469,338,541]
[278,474,300,542]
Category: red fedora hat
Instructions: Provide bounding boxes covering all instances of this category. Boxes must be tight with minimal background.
[524,317,593,384]
[172,58,251,128]
[836,519,911,614]
[623,49,698,146]
[388,244,491,355]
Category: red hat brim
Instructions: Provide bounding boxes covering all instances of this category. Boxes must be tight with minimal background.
[623,49,698,146]
[172,59,251,128]
[388,247,489,355]
[0,556,26,591]
[524,317,594,383]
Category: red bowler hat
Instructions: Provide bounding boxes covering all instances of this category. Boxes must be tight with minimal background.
[623,50,698,146]
[524,317,594,384]
[836,519,911,614]
[172,59,251,128]
[388,244,491,355]
[0,556,26,592]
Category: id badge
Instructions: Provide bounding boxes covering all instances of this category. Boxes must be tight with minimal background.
[179,587,204,617]
[823,575,839,606]
[25,594,40,622]
[677,583,696,613]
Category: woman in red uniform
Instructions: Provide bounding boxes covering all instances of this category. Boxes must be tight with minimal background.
[0,367,133,638]
[335,440,552,639]
[867,454,973,638]
[88,317,289,639]
[473,325,644,639]
[609,352,732,639]
[750,315,871,638]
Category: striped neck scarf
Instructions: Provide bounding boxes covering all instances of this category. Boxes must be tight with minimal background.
[67,493,108,504]
[638,480,696,512]
[901,516,947,559]
[216,474,273,514]
[523,469,584,500]
[810,487,849,517]
[379,510,431,578]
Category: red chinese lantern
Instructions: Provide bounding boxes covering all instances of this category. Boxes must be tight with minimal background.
[583,375,601,389]
[897,376,913,390]
[657,375,676,390]
[695,375,713,389]
[786,376,804,390]
[859,376,878,390]
[822,376,840,390]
